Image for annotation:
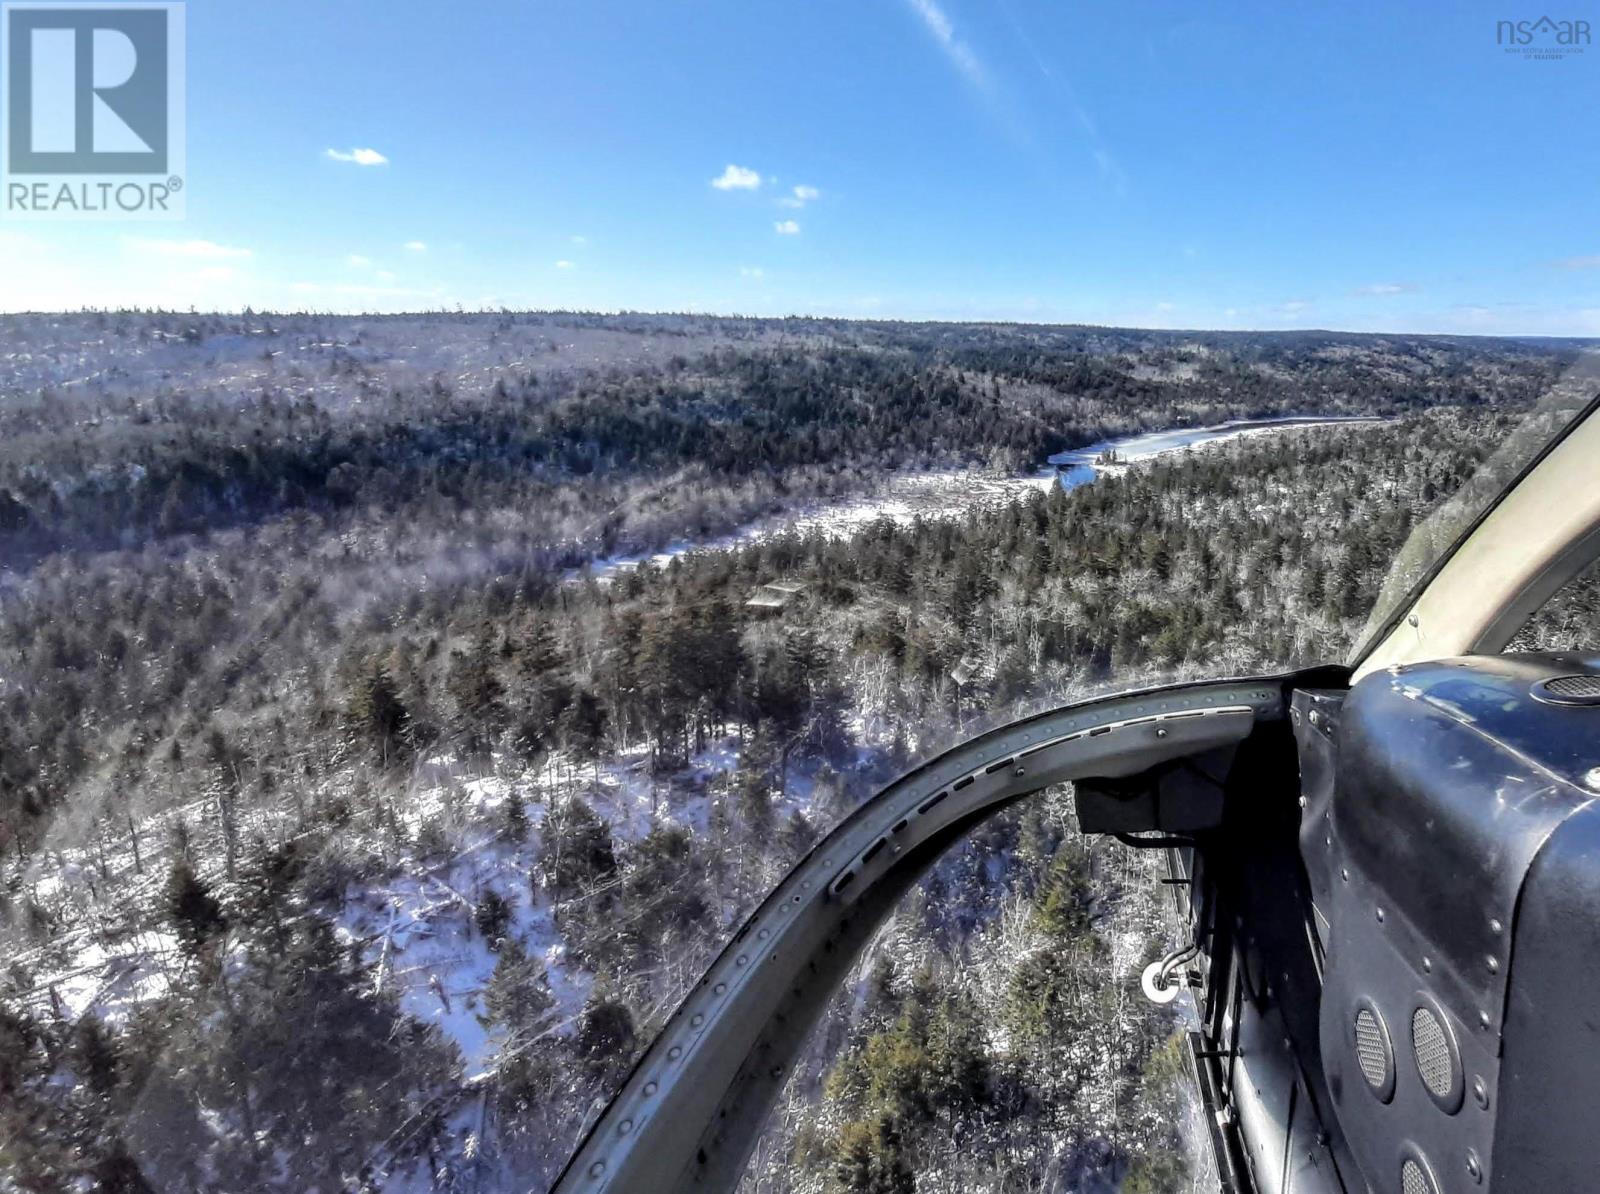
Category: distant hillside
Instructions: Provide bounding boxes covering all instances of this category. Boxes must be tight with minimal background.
[0,312,1571,567]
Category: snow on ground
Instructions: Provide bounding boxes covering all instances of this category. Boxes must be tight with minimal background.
[330,729,852,1083]
[7,706,875,1117]
[580,468,1060,582]
[8,786,295,1031]
[26,930,183,1026]
[584,415,1384,582]
[336,829,543,1081]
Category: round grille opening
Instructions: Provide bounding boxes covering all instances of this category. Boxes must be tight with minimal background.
[1411,999,1466,1113]
[1401,1157,1438,1194]
[1532,675,1600,706]
[1355,1009,1387,1084]
[1412,1007,1453,1098]
[1352,1004,1394,1100]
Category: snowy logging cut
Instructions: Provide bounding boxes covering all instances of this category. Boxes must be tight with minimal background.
[0,312,1584,1193]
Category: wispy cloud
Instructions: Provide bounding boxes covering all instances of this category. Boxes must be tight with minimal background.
[740,266,765,278]
[570,235,589,247]
[403,240,427,252]
[555,260,575,270]
[1553,254,1600,269]
[325,147,389,166]
[1353,282,1417,296]
[1092,148,1128,194]
[774,220,801,235]
[347,254,373,268]
[125,238,253,259]
[711,164,761,191]
[905,0,988,90]
[780,184,821,209]
[995,0,1123,189]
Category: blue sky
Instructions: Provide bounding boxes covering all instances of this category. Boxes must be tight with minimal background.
[4,0,1599,334]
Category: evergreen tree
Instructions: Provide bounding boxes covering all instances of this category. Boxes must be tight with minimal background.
[479,938,555,1043]
[502,791,530,843]
[474,888,513,947]
[575,990,637,1083]
[833,1113,915,1194]
[165,860,227,956]
[445,632,507,756]
[345,660,412,764]
[542,798,618,897]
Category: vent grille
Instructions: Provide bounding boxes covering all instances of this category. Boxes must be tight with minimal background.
[1533,675,1600,706]
[1548,674,1600,697]
[1401,1158,1437,1194]
[1354,1008,1389,1088]
[1412,1007,1453,1098]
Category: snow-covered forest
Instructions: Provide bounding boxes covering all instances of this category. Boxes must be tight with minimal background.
[0,311,1583,1192]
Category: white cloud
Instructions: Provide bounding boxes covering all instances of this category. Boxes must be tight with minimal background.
[325,147,388,166]
[347,254,373,268]
[555,260,575,270]
[1553,254,1600,269]
[774,220,801,235]
[905,0,988,90]
[740,266,765,278]
[376,270,397,283]
[1354,282,1415,296]
[125,238,253,259]
[403,240,427,252]
[570,235,589,246]
[711,164,762,191]
[780,184,821,208]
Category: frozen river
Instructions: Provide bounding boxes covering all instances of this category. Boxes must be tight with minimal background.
[1046,414,1384,486]
[581,414,1384,580]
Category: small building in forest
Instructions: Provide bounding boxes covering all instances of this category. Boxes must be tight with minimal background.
[745,581,808,613]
